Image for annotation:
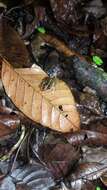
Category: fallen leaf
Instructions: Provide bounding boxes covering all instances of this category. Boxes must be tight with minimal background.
[82,147,107,164]
[0,105,20,139]
[0,163,55,190]
[0,18,31,68]
[63,180,96,190]
[0,114,20,128]
[66,162,107,190]
[78,91,104,125]
[0,122,16,139]
[66,120,107,146]
[40,33,83,59]
[1,59,80,133]
[66,129,107,146]
[33,143,80,179]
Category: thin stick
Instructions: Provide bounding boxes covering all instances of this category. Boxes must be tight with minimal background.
[11,130,29,172]
[0,125,25,161]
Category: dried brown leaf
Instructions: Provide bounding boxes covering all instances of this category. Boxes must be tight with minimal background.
[1,59,80,133]
[0,104,20,139]
[0,18,31,68]
[0,103,20,126]
[40,33,83,59]
[0,122,16,139]
[0,114,20,128]
[66,129,107,146]
[36,143,80,179]
[67,162,107,185]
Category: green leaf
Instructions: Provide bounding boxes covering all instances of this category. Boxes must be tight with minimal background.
[37,27,46,34]
[96,186,101,190]
[92,55,103,66]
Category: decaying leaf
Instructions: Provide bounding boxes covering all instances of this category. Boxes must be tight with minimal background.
[33,143,80,179]
[0,18,31,68]
[63,179,95,190]
[82,146,107,164]
[100,172,107,187]
[66,117,107,146]
[0,163,55,190]
[71,162,107,180]
[40,33,83,59]
[0,105,20,139]
[0,122,16,139]
[66,129,107,146]
[1,59,80,133]
[65,162,107,190]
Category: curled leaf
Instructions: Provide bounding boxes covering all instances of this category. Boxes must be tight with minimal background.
[40,33,83,59]
[2,59,80,133]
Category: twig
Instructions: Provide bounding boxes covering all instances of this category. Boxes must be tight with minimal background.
[11,129,29,172]
[0,125,25,161]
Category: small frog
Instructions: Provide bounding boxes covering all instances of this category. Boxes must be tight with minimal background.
[40,76,57,91]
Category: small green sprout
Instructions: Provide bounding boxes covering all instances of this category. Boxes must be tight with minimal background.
[92,55,103,66]
[96,186,101,190]
[37,27,46,34]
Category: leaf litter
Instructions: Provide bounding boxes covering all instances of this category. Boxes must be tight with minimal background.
[0,0,107,190]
